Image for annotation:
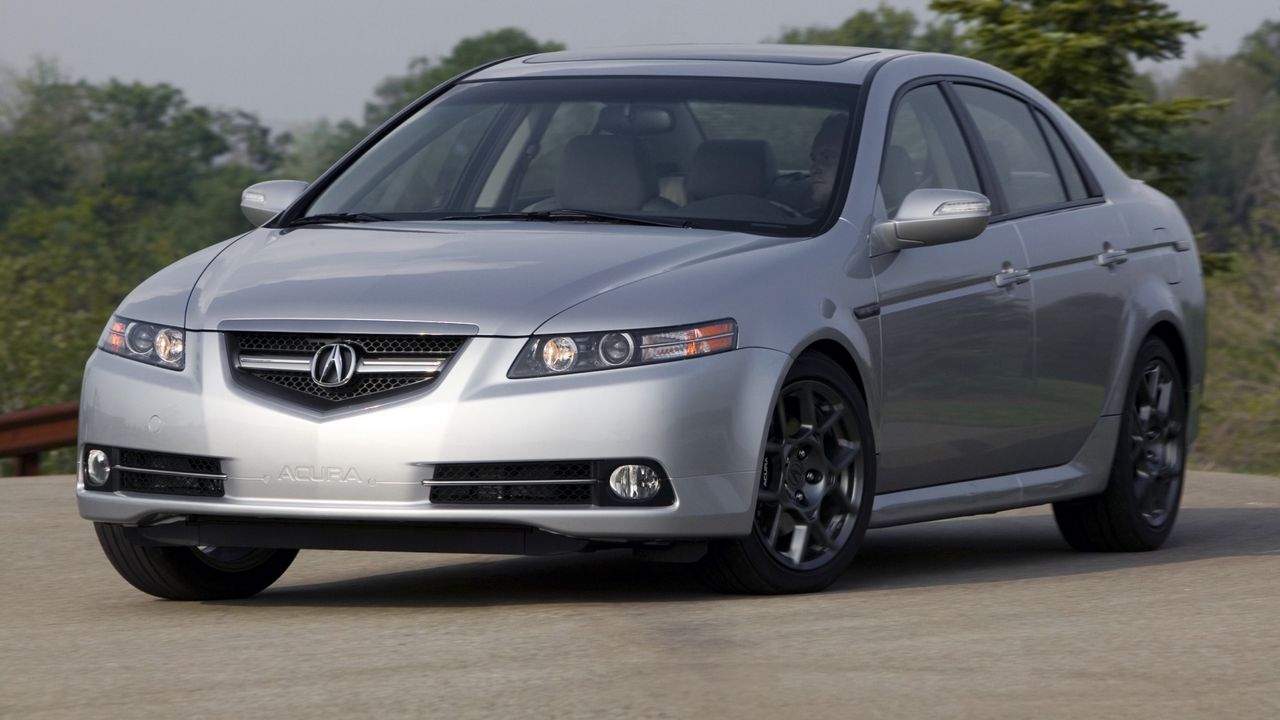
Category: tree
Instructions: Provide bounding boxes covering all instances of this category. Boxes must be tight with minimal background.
[930,0,1224,191]
[0,65,281,419]
[1238,20,1280,94]
[777,3,965,53]
[362,28,564,129]
[277,28,566,180]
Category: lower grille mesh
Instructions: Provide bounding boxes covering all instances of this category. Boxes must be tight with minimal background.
[118,449,221,475]
[253,372,428,402]
[432,462,595,482]
[119,470,224,497]
[428,461,598,505]
[429,483,594,505]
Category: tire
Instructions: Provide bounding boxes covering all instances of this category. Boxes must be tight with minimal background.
[1053,337,1187,552]
[95,522,297,600]
[698,353,876,594]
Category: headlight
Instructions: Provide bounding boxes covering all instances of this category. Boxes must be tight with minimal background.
[508,319,736,378]
[98,315,185,370]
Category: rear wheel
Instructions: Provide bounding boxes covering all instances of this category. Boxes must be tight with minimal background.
[1053,337,1187,551]
[95,522,297,600]
[699,354,875,594]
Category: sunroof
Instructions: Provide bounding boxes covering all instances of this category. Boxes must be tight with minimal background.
[523,45,878,66]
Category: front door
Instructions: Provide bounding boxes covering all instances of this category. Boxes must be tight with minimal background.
[871,83,1040,493]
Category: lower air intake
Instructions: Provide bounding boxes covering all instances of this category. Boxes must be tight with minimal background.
[429,483,594,505]
[119,470,224,497]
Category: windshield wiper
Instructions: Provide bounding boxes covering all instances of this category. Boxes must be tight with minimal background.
[436,209,691,228]
[287,212,391,228]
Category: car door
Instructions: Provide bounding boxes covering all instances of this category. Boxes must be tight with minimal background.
[951,84,1129,466]
[871,83,1039,494]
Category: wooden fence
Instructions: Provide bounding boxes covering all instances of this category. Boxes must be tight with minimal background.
[0,402,79,476]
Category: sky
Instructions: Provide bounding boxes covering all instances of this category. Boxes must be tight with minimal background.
[1,0,1275,129]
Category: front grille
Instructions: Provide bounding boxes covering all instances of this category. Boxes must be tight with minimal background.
[429,483,595,505]
[236,334,465,356]
[228,332,466,408]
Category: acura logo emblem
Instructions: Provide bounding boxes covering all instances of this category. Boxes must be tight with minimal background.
[310,343,357,387]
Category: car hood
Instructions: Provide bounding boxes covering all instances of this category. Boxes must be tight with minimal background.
[186,221,782,336]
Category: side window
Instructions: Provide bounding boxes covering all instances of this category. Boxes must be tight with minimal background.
[881,84,981,217]
[954,84,1067,213]
[1033,109,1089,201]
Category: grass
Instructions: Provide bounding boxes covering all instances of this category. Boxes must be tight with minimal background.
[1191,248,1280,476]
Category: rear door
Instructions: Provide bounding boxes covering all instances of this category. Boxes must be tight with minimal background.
[951,84,1128,465]
[871,83,1039,493]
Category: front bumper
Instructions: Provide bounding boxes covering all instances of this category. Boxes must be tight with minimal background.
[77,333,788,540]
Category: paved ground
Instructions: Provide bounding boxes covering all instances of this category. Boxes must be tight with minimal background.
[1,471,1278,719]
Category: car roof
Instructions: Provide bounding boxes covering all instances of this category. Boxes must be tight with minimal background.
[471,44,911,84]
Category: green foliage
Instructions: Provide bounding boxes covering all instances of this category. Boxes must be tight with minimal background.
[1194,236,1280,475]
[777,2,965,53]
[362,28,564,129]
[1166,30,1280,250]
[0,64,267,420]
[278,118,365,182]
[929,0,1225,191]
[1239,20,1280,94]
[279,28,565,181]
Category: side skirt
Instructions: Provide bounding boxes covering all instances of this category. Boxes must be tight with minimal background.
[868,415,1119,529]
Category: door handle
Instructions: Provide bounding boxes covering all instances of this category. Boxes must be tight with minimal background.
[1096,247,1129,267]
[993,267,1031,288]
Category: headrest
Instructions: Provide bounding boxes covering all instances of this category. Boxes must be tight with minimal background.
[557,135,658,211]
[685,139,777,202]
[596,105,674,135]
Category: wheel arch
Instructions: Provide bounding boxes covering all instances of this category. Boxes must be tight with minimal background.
[1148,320,1189,393]
[785,328,881,450]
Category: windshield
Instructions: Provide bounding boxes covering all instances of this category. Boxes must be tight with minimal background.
[304,77,860,236]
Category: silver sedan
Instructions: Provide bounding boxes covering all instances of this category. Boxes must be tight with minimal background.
[77,45,1205,598]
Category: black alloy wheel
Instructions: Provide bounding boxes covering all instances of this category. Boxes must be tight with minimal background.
[699,354,876,594]
[1053,336,1187,551]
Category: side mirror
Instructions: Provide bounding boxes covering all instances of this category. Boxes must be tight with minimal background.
[240,180,308,226]
[872,189,991,255]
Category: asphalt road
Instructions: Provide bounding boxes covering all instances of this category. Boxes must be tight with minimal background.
[2,470,1278,719]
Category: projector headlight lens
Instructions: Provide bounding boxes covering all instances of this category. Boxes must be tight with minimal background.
[509,319,736,378]
[99,315,185,370]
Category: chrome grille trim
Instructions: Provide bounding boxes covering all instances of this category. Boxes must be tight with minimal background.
[421,478,596,486]
[237,354,445,375]
[113,464,228,480]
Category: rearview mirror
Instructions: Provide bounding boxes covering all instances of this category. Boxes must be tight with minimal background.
[871,189,990,255]
[240,180,308,226]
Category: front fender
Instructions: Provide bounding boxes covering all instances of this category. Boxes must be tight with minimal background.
[114,236,244,327]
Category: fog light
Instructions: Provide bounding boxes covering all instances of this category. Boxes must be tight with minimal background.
[86,449,111,487]
[608,464,660,501]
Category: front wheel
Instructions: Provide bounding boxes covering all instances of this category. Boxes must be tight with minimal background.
[1053,336,1187,551]
[698,354,876,594]
[95,522,297,600]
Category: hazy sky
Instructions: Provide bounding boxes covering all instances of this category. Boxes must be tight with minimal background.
[1,0,1275,128]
